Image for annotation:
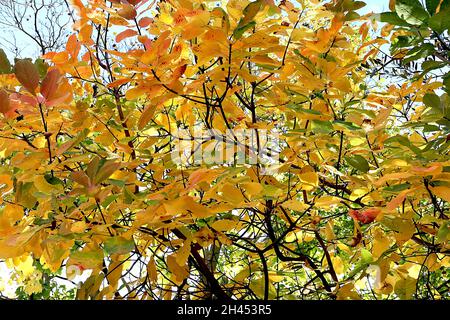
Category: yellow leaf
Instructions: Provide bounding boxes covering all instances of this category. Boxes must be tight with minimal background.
[331,256,344,275]
[175,240,191,266]
[336,283,361,300]
[0,174,13,194]
[323,221,335,241]
[374,172,413,187]
[147,257,157,284]
[41,236,74,272]
[372,228,391,259]
[34,175,63,194]
[187,168,223,190]
[211,219,238,232]
[394,275,417,299]
[163,196,213,218]
[167,254,189,285]
[220,183,245,204]
[315,196,341,209]
[430,186,450,202]
[241,182,263,198]
[299,172,318,190]
[106,255,124,291]
[71,221,87,233]
[282,199,307,211]
[425,253,441,272]
[386,188,415,211]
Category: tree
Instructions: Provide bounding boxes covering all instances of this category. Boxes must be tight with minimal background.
[0,0,73,57]
[0,0,449,300]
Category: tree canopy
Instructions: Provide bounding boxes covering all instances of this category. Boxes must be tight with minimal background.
[0,0,449,300]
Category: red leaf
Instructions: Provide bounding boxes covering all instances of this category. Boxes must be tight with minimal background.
[349,208,381,224]
[171,64,187,81]
[41,69,61,100]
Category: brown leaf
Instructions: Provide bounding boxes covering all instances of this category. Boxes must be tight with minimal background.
[0,88,11,115]
[14,59,40,95]
[118,4,137,20]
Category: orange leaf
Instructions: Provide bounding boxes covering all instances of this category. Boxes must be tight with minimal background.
[66,34,81,58]
[138,104,157,130]
[79,24,93,44]
[52,51,70,65]
[70,171,90,188]
[138,17,153,27]
[107,78,131,88]
[116,29,138,43]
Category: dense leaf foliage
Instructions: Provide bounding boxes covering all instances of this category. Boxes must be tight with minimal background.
[0,0,449,300]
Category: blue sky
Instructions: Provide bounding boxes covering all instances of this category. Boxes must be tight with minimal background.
[362,0,389,14]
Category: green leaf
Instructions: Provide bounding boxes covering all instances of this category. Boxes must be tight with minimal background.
[311,120,333,133]
[437,221,450,243]
[333,120,362,131]
[240,0,264,24]
[34,58,49,79]
[44,174,63,186]
[344,155,370,173]
[101,194,119,208]
[444,72,450,94]
[402,44,435,64]
[344,11,360,21]
[423,124,440,132]
[383,183,411,193]
[428,5,450,33]
[384,134,422,154]
[295,107,321,115]
[378,12,411,26]
[233,0,264,39]
[423,92,441,110]
[350,1,366,11]
[103,236,135,255]
[70,249,104,269]
[421,60,446,74]
[347,248,374,279]
[0,49,11,74]
[233,21,256,39]
[360,248,374,264]
[108,179,125,188]
[425,0,440,14]
[395,0,429,26]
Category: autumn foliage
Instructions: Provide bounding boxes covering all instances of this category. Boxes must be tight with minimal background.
[0,0,449,300]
